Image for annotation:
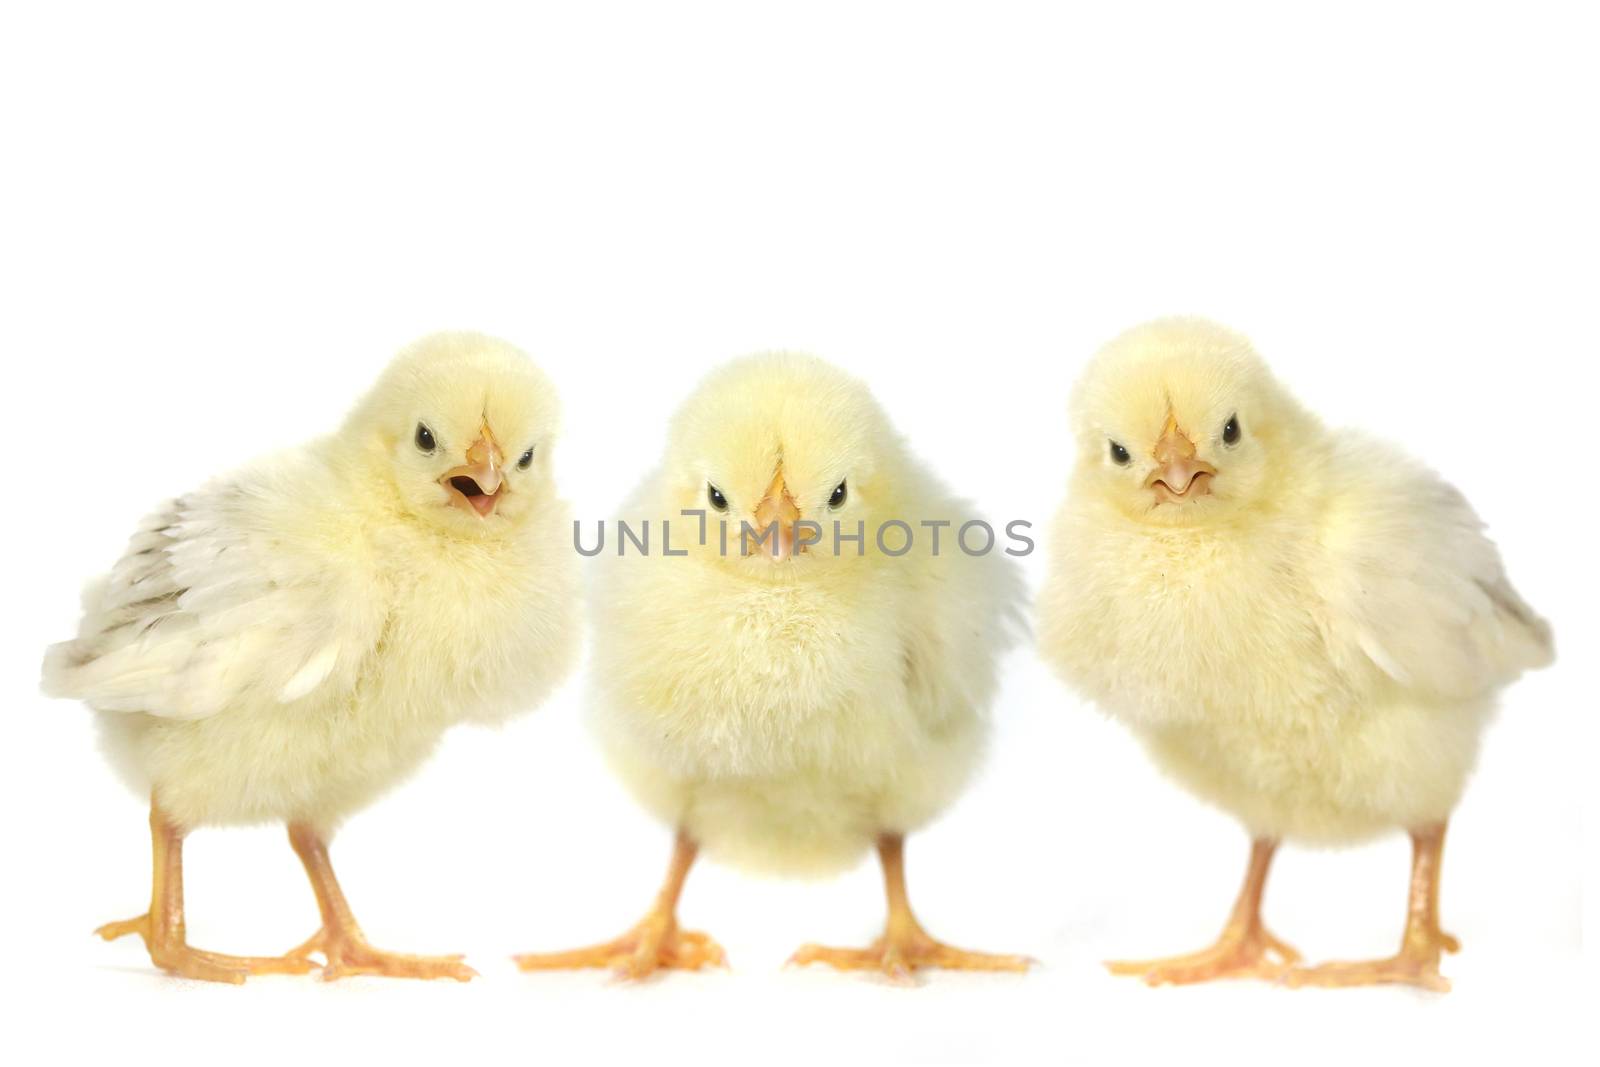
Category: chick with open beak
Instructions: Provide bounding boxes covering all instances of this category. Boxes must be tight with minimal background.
[441,424,506,517]
[747,468,803,559]
[1148,415,1217,504]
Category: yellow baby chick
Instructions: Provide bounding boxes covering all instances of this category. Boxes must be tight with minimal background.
[515,352,1028,982]
[43,332,580,983]
[1038,318,1553,991]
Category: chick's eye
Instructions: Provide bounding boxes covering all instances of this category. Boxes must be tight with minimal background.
[415,423,436,453]
[828,480,847,509]
[518,447,534,470]
[708,484,728,512]
[1109,441,1131,465]
[1223,414,1241,445]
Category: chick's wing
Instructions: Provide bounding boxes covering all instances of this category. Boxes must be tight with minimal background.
[1311,437,1553,702]
[44,475,386,720]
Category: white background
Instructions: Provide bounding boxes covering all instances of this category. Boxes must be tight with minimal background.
[2,2,1593,1064]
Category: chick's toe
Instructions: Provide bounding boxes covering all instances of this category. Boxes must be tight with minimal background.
[513,832,725,981]
[1105,932,1300,987]
[287,929,475,983]
[514,917,727,981]
[790,935,1031,984]
[1106,837,1300,986]
[1284,953,1452,993]
[284,822,475,982]
[97,914,315,985]
[789,836,1030,983]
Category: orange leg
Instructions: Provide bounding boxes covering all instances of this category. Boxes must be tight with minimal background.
[96,799,315,984]
[789,834,1031,983]
[1107,836,1301,986]
[283,823,475,981]
[513,830,726,980]
[1286,822,1460,992]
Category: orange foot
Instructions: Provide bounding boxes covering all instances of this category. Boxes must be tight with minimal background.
[1107,923,1302,986]
[790,922,1031,984]
[1285,930,1459,993]
[513,913,727,981]
[97,914,316,984]
[287,926,476,982]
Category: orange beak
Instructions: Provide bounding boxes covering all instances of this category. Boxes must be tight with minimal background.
[1147,416,1216,503]
[440,424,506,517]
[749,468,802,559]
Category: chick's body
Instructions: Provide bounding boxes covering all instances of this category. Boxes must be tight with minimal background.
[518,353,1027,980]
[44,333,579,983]
[1039,318,1551,989]
[88,452,574,830]
[595,462,1003,877]
[1046,442,1513,843]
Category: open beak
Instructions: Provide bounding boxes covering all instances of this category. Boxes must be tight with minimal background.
[1147,417,1216,504]
[749,468,802,560]
[440,426,505,518]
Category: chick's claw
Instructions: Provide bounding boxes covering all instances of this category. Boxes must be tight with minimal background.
[288,928,476,982]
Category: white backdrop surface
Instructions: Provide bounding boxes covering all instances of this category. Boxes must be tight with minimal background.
[1,3,1592,1065]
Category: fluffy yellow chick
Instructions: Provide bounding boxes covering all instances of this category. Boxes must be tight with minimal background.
[1038,318,1553,991]
[42,332,580,983]
[515,353,1027,981]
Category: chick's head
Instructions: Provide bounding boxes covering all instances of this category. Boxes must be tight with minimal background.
[1070,318,1316,526]
[662,352,905,575]
[344,332,561,536]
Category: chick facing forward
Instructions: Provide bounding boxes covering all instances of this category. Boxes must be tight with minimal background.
[514,353,1028,982]
[42,333,580,983]
[1037,318,1552,991]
